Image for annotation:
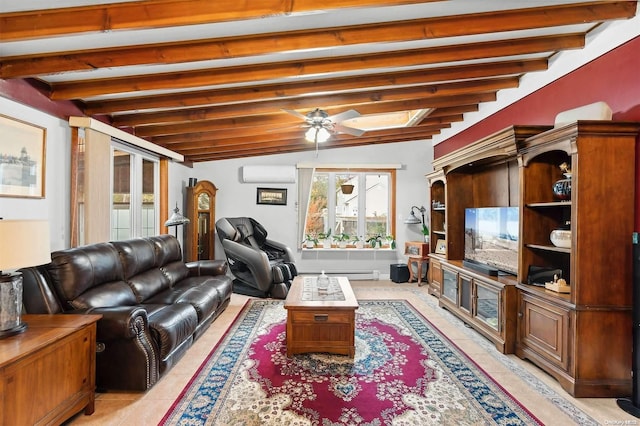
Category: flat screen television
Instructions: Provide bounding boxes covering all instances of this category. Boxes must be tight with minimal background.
[464,207,519,275]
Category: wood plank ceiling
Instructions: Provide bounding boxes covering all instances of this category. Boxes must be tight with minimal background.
[0,1,637,162]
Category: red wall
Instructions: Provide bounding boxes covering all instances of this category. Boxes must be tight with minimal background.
[434,34,640,225]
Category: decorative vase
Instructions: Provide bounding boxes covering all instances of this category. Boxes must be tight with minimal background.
[550,229,571,248]
[552,173,571,200]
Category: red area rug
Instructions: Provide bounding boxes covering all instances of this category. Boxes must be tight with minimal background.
[161,299,541,425]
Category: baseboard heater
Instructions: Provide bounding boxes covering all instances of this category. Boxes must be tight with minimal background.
[300,271,380,280]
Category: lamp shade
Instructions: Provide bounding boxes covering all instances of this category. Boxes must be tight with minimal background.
[0,219,50,335]
[0,220,51,271]
[404,211,422,224]
[164,205,190,227]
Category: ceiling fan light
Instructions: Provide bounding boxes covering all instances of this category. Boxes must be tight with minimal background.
[316,127,331,143]
[304,127,317,143]
[304,126,332,143]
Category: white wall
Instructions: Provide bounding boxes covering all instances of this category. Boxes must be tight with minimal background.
[0,97,71,251]
[179,141,434,276]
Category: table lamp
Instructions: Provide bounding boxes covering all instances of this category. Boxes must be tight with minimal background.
[0,219,51,338]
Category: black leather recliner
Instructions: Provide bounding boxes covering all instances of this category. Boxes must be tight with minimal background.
[215,217,297,299]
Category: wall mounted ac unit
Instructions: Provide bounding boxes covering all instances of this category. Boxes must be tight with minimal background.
[241,165,296,183]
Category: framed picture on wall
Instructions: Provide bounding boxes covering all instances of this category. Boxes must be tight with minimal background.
[256,187,287,205]
[0,114,46,198]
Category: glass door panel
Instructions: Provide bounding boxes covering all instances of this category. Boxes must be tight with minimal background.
[112,149,131,240]
[475,283,500,331]
[459,274,472,314]
[442,268,458,304]
[141,158,157,237]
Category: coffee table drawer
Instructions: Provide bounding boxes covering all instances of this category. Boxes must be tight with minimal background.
[290,311,352,324]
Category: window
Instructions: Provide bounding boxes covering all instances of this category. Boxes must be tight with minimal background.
[304,168,395,244]
[111,142,159,240]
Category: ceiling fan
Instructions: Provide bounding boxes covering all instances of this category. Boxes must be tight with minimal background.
[283,108,366,144]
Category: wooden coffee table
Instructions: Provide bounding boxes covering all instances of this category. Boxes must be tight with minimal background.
[284,275,359,357]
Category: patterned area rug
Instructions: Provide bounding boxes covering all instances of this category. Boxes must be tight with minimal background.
[161,299,541,425]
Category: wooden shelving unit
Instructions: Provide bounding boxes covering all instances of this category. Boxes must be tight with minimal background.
[515,121,640,397]
[427,125,551,353]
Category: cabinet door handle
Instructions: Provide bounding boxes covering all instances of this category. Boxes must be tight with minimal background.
[314,314,329,322]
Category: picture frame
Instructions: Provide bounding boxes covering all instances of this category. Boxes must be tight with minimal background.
[0,115,46,198]
[435,239,447,255]
[256,187,287,205]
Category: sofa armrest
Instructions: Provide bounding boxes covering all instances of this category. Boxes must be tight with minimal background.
[84,306,149,340]
[186,259,228,277]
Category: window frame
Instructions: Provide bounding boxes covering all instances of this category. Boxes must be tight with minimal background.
[304,167,396,248]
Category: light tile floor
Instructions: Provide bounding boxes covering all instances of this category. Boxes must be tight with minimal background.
[66,280,640,425]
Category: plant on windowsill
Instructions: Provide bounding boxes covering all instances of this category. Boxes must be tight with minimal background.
[303,234,318,249]
[351,235,364,249]
[366,235,383,248]
[318,228,332,248]
[384,235,396,249]
[333,233,350,248]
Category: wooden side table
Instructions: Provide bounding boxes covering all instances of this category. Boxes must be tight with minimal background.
[408,255,429,285]
[0,314,101,425]
[405,242,430,286]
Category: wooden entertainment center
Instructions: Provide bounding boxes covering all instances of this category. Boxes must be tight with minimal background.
[427,121,640,397]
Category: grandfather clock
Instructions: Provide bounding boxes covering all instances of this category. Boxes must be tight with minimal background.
[184,180,217,262]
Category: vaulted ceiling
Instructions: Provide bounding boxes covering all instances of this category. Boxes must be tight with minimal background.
[0,1,637,162]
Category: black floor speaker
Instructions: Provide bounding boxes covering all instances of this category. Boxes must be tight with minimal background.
[617,232,640,417]
[390,264,409,283]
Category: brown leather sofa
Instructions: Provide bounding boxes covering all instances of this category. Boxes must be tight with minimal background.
[19,234,233,391]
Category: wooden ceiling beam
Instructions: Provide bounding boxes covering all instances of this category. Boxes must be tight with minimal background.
[0,0,435,41]
[115,77,518,128]
[49,34,583,99]
[179,127,443,156]
[147,104,478,146]
[154,117,458,150]
[2,1,629,77]
[136,91,499,138]
[85,59,546,115]
[184,133,439,162]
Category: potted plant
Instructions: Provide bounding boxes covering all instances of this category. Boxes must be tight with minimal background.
[384,235,396,249]
[303,234,318,249]
[318,228,332,248]
[351,235,364,249]
[421,223,430,243]
[333,233,350,248]
[366,235,382,248]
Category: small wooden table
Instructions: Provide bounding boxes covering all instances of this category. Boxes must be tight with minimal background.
[0,314,101,425]
[405,241,430,286]
[284,276,359,357]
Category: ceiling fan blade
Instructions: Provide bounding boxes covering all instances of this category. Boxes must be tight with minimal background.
[328,109,361,123]
[282,109,309,121]
[333,123,366,137]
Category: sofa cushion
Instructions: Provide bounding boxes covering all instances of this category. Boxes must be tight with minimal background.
[127,268,171,303]
[161,261,190,287]
[146,276,222,322]
[71,281,139,310]
[48,243,131,309]
[144,303,198,360]
[112,238,158,279]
